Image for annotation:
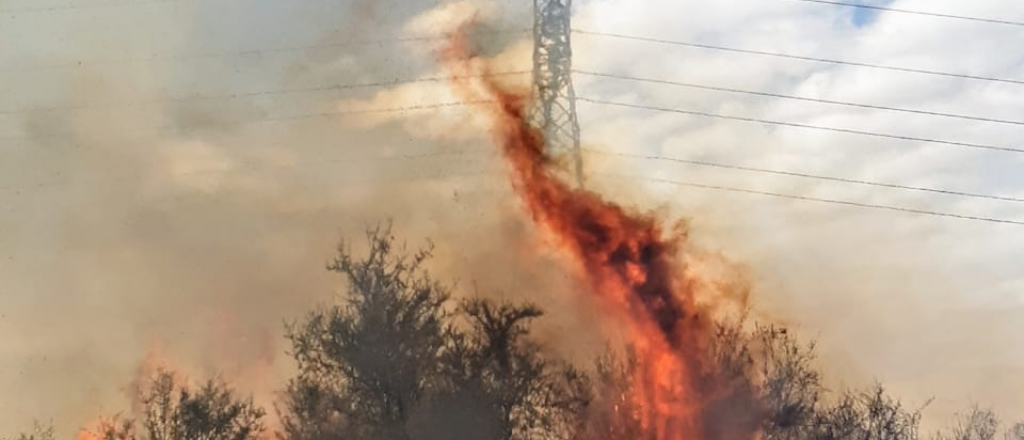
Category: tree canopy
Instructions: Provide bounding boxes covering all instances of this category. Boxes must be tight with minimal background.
[13,225,1019,440]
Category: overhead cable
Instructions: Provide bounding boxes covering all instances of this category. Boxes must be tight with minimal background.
[573,29,1024,86]
[0,71,528,115]
[575,70,1024,126]
[585,148,1024,203]
[576,97,1024,154]
[595,173,1024,226]
[0,29,528,73]
[0,100,496,145]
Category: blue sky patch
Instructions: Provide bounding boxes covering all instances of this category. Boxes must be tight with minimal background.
[851,0,897,27]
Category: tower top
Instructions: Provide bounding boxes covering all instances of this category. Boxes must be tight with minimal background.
[531,0,584,187]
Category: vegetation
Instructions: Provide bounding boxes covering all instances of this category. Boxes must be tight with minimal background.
[8,225,1019,440]
[279,225,586,440]
[2,424,55,440]
[77,370,265,440]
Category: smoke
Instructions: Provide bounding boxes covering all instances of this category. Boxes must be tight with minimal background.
[2,0,1022,437]
[0,1,557,437]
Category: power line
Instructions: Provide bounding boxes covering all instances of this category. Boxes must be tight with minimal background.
[574,70,1024,127]
[45,170,502,210]
[585,149,1024,203]
[0,0,177,14]
[0,71,528,115]
[0,100,496,146]
[0,0,372,14]
[1,148,493,193]
[595,173,1024,226]
[786,0,1024,28]
[0,35,447,72]
[576,97,1024,154]
[573,29,1024,86]
[1,29,529,73]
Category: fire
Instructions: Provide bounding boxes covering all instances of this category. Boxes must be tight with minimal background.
[441,23,764,440]
[73,343,184,440]
[76,419,130,440]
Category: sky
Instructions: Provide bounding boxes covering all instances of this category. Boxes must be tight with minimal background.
[1,0,1022,437]
[850,0,894,27]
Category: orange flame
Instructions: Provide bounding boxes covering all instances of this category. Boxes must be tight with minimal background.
[441,22,764,440]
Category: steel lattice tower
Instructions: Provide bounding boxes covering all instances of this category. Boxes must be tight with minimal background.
[531,0,584,186]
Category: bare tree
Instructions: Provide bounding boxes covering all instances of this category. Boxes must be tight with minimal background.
[811,385,923,440]
[936,407,1000,440]
[748,325,822,440]
[1005,423,1024,440]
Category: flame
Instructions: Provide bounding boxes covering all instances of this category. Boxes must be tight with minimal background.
[73,343,184,440]
[75,417,131,440]
[440,21,764,440]
[75,427,105,440]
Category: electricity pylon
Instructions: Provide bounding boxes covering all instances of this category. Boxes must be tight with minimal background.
[531,0,584,187]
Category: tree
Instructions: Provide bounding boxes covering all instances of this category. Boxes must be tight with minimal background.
[811,385,923,440]
[1005,423,1024,440]
[282,224,453,440]
[280,225,588,440]
[277,376,357,440]
[3,423,55,440]
[746,325,822,440]
[936,407,1000,440]
[85,370,265,440]
[573,349,646,440]
[452,299,588,440]
[577,321,822,440]
[43,225,1022,440]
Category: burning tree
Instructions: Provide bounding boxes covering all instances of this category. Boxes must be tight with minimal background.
[577,322,823,440]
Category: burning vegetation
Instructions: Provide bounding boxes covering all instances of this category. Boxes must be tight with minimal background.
[7,15,1022,440]
[51,223,1020,440]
